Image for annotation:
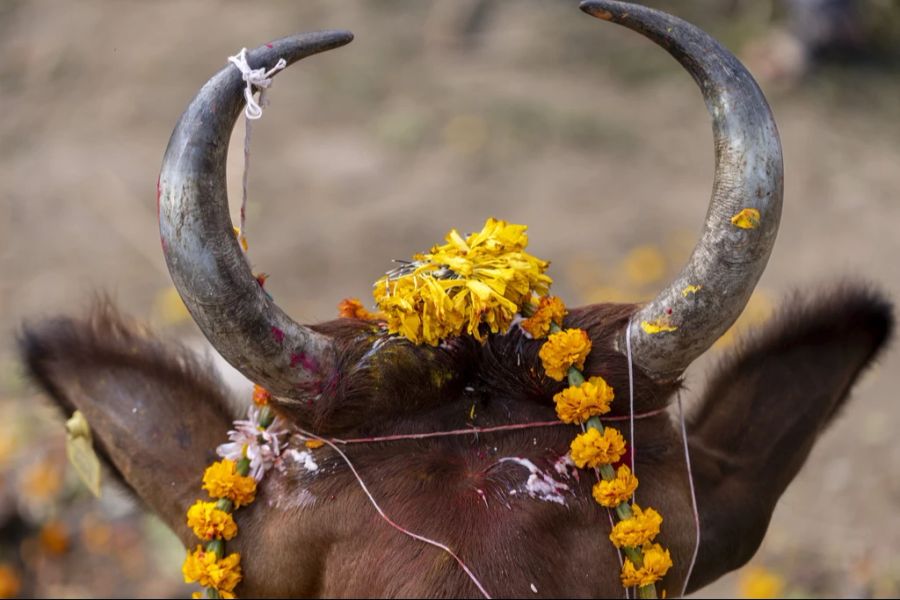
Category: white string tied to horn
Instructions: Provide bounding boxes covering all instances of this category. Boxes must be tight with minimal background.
[228,47,287,120]
[226,48,287,250]
[625,318,700,597]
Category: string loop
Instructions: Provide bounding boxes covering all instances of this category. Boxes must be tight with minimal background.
[227,47,287,120]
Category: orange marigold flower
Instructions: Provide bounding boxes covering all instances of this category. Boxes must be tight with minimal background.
[739,566,785,599]
[252,384,270,407]
[338,298,384,321]
[569,426,626,469]
[592,464,638,507]
[554,375,615,424]
[186,500,238,541]
[539,328,592,381]
[39,520,69,555]
[304,439,325,449]
[620,543,673,587]
[202,459,256,508]
[182,546,242,596]
[520,296,567,338]
[0,563,21,599]
[609,504,663,549]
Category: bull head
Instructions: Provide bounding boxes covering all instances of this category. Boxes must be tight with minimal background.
[20,1,892,597]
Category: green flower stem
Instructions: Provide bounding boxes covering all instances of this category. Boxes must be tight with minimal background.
[521,302,538,318]
[206,587,220,599]
[236,457,251,477]
[598,463,616,481]
[206,539,225,559]
[623,546,643,567]
[624,547,658,599]
[258,406,274,429]
[585,415,603,431]
[567,367,585,387]
[215,498,234,513]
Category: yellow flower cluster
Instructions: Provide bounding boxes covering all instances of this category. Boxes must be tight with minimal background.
[554,375,614,424]
[539,328,592,381]
[183,546,242,598]
[202,459,257,509]
[187,500,238,541]
[620,543,673,588]
[521,295,567,338]
[592,465,638,508]
[609,504,663,548]
[569,426,627,469]
[373,218,551,345]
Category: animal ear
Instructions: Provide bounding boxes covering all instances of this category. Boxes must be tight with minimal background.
[685,286,893,592]
[19,300,237,544]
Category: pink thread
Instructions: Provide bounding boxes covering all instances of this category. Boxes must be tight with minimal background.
[331,410,667,446]
[298,428,493,599]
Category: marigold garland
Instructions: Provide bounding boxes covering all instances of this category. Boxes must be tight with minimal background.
[187,500,238,541]
[184,388,284,598]
[609,504,663,549]
[569,426,627,469]
[202,459,257,509]
[620,543,673,588]
[520,295,567,338]
[538,328,592,381]
[554,375,615,424]
[183,546,242,598]
[592,464,638,508]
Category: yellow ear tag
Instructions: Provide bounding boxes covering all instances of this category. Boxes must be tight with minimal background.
[65,411,102,498]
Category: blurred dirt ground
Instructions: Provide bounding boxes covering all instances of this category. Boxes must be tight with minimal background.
[1,1,899,598]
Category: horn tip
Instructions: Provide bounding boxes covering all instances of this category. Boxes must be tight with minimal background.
[579,0,619,20]
[322,29,354,46]
[290,29,354,50]
[272,29,355,61]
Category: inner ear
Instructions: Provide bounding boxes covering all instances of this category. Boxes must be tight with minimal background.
[19,300,237,543]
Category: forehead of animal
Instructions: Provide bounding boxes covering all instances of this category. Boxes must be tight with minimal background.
[274,303,678,435]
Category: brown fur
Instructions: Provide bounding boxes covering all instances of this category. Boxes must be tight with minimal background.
[18,285,893,597]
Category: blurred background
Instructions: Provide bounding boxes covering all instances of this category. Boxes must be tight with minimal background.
[1,0,899,597]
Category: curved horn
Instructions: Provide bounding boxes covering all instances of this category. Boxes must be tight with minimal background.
[581,1,784,381]
[158,31,353,398]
